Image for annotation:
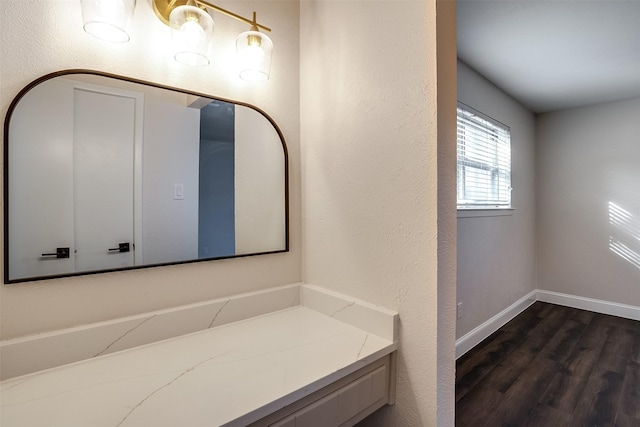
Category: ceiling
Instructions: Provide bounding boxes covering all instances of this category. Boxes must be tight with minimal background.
[457,0,640,113]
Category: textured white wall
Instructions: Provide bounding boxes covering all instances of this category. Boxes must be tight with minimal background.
[300,1,456,425]
[537,97,640,305]
[456,60,537,338]
[0,0,301,339]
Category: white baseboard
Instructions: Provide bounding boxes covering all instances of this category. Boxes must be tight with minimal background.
[536,290,640,322]
[456,289,640,359]
[455,290,537,359]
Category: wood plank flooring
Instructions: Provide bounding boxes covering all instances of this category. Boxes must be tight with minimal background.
[456,302,640,427]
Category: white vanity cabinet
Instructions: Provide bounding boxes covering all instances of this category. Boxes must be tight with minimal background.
[260,355,393,427]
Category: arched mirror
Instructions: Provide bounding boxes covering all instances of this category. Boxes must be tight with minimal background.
[4,70,288,283]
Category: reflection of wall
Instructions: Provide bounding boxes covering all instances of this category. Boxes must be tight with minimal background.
[143,94,200,264]
[198,102,236,258]
[235,105,286,254]
[537,97,640,306]
[456,61,537,339]
[199,140,235,258]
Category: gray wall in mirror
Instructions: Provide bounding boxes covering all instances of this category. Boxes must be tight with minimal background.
[4,71,289,283]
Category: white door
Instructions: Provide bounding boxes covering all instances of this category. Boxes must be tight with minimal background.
[73,88,136,271]
[8,79,76,281]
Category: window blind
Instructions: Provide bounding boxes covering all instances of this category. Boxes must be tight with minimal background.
[457,104,511,208]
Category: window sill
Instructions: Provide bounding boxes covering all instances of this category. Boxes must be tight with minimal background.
[457,208,514,218]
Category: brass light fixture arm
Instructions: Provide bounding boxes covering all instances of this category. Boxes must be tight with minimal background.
[195,2,271,32]
[152,0,271,32]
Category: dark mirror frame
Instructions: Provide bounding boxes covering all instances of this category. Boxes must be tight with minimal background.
[3,69,289,284]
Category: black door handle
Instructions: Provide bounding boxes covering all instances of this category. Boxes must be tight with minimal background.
[41,247,70,259]
[108,242,130,253]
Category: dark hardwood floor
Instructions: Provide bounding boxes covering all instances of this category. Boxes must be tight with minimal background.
[456,302,640,427]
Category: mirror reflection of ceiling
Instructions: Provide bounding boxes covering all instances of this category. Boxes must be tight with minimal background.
[200,101,235,142]
[457,0,640,113]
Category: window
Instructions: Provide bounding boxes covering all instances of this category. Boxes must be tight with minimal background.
[457,103,511,209]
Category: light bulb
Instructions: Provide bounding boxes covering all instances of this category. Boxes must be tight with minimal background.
[245,44,265,66]
[180,19,205,46]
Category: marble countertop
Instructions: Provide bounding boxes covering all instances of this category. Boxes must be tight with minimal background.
[0,305,397,426]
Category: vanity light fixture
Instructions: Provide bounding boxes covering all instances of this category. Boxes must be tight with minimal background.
[152,0,273,80]
[80,0,137,43]
[80,0,273,80]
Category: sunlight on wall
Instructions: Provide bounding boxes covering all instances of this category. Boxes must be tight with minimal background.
[609,201,640,269]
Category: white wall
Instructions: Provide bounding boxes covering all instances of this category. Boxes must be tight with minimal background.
[0,0,301,339]
[537,97,640,305]
[300,1,456,425]
[456,60,537,338]
[142,93,200,264]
